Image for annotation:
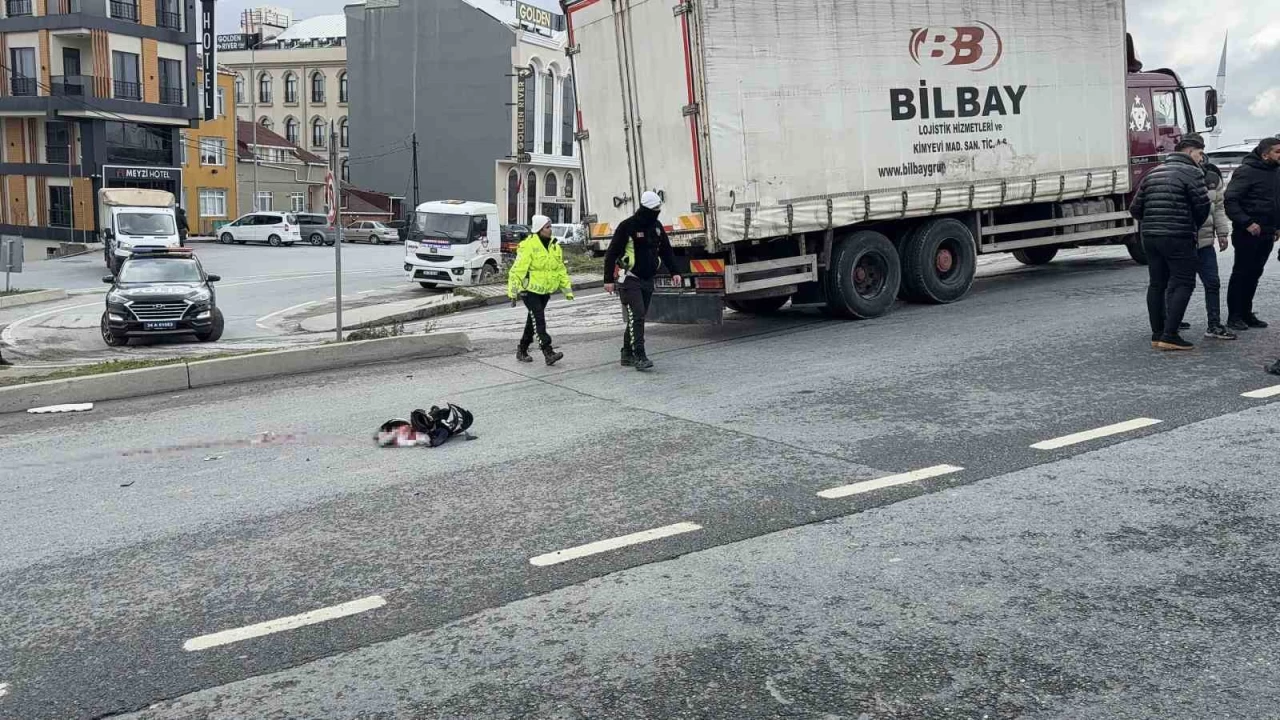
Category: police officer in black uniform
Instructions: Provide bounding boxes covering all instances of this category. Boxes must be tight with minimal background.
[603,191,681,371]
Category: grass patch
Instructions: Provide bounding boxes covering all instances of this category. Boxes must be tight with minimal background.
[0,350,273,388]
[346,321,405,342]
[563,247,605,276]
[1,288,43,297]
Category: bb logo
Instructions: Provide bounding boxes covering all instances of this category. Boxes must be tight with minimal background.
[909,23,1004,71]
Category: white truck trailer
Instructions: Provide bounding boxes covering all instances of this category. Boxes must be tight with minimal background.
[564,0,1208,321]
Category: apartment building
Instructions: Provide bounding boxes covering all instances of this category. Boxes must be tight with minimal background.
[180,66,237,236]
[0,0,198,243]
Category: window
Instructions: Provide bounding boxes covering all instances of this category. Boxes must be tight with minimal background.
[199,189,227,218]
[341,158,349,182]
[255,191,273,212]
[50,186,72,228]
[259,116,273,130]
[339,118,348,148]
[5,0,33,17]
[158,58,183,105]
[46,122,71,164]
[104,122,173,165]
[543,69,555,155]
[523,64,537,154]
[311,72,325,103]
[200,137,226,166]
[216,87,226,118]
[338,72,348,103]
[109,0,139,22]
[158,0,181,30]
[284,117,300,145]
[290,193,306,213]
[561,77,575,156]
[564,172,574,200]
[1152,91,1188,134]
[178,131,187,165]
[312,117,326,148]
[507,170,519,224]
[545,171,557,198]
[235,74,245,104]
[284,72,298,103]
[526,170,537,224]
[112,51,140,100]
[258,72,272,104]
[9,48,36,96]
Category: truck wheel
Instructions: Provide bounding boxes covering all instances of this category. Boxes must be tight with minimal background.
[824,231,901,319]
[268,234,283,247]
[109,255,123,277]
[220,233,234,244]
[1012,246,1059,265]
[477,262,498,284]
[100,312,127,347]
[196,308,225,342]
[1126,239,1148,265]
[899,218,976,304]
[726,296,789,315]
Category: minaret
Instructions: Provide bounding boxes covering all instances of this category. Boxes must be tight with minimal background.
[1211,33,1227,149]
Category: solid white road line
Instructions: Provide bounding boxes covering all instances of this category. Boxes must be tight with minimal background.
[182,595,387,652]
[1242,384,1280,399]
[529,522,702,567]
[817,464,964,500]
[254,299,320,330]
[1030,418,1162,451]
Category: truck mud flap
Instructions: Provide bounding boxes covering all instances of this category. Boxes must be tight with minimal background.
[649,292,723,325]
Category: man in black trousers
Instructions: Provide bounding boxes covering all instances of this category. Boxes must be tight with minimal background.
[1129,134,1211,350]
[1224,136,1280,331]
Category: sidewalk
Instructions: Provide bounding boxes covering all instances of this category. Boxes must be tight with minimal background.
[300,274,603,333]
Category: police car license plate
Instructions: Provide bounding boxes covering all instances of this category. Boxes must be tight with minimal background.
[144,321,176,330]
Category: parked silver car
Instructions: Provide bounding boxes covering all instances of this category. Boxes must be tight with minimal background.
[296,213,337,246]
[345,220,397,244]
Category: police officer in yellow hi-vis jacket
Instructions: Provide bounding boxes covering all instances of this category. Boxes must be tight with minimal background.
[508,215,574,365]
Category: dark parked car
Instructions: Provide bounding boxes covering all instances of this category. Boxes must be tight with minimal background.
[100,248,223,346]
[501,224,529,255]
[385,219,408,242]
[296,213,337,246]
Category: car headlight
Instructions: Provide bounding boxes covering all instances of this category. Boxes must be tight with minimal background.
[196,310,211,320]
[107,313,125,323]
[107,292,130,305]
[187,289,212,302]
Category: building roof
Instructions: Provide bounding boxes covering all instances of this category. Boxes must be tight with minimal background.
[235,120,327,165]
[273,14,347,42]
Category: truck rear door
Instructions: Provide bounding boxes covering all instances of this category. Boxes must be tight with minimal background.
[567,0,705,239]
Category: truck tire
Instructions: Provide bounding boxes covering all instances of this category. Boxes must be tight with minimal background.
[899,218,976,304]
[477,262,498,284]
[824,231,901,319]
[725,296,789,315]
[1126,239,1148,265]
[100,312,127,347]
[196,308,224,342]
[1012,246,1059,265]
[109,255,123,277]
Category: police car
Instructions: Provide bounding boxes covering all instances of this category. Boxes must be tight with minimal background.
[100,248,224,346]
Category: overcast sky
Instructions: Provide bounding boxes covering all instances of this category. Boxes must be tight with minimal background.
[215,0,1277,146]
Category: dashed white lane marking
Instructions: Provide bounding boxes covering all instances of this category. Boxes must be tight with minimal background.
[182,595,387,652]
[817,464,964,500]
[1030,418,1162,451]
[1242,384,1280,399]
[529,522,702,567]
[0,682,9,698]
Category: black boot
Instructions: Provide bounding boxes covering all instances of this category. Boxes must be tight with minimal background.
[620,349,634,367]
[633,354,654,371]
[543,347,564,366]
[515,346,533,363]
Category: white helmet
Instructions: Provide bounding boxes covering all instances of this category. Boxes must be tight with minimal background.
[640,191,663,210]
[530,214,552,234]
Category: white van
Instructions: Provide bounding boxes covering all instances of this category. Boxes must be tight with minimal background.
[551,223,585,246]
[404,200,502,289]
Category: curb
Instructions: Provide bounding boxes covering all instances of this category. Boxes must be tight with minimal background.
[0,289,68,309]
[0,332,471,414]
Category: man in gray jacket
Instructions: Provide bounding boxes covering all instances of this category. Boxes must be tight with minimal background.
[1193,162,1236,340]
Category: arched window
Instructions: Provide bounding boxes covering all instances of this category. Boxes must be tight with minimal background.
[339,118,349,148]
[312,117,327,148]
[526,170,537,225]
[259,116,273,131]
[234,74,245,104]
[561,76,575,156]
[523,62,538,154]
[338,72,348,104]
[506,170,519,224]
[544,171,557,198]
[564,172,574,199]
[311,71,326,103]
[341,158,349,182]
[284,72,298,103]
[543,68,555,155]
[284,117,300,145]
[257,72,272,104]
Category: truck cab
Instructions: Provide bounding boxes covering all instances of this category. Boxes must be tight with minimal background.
[98,188,182,276]
[403,200,502,289]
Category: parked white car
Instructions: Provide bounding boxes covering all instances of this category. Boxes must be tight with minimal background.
[218,212,302,247]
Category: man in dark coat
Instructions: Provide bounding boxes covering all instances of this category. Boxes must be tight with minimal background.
[1129,134,1212,350]
[1224,136,1280,331]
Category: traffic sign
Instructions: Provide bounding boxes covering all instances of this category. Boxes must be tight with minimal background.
[324,171,337,225]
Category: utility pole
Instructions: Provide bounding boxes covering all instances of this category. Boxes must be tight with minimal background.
[251,41,258,210]
[411,132,420,212]
[331,120,344,341]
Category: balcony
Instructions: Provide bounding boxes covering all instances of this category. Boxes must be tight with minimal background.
[10,77,37,97]
[159,86,183,106]
[47,146,70,164]
[5,0,33,17]
[48,0,80,14]
[113,79,141,101]
[109,0,138,22]
[52,75,94,98]
[158,10,181,31]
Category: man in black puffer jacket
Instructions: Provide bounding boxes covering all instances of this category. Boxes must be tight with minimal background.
[1130,134,1212,350]
[1224,137,1280,331]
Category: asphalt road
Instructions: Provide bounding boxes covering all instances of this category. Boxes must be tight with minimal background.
[0,242,409,364]
[2,245,1280,719]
